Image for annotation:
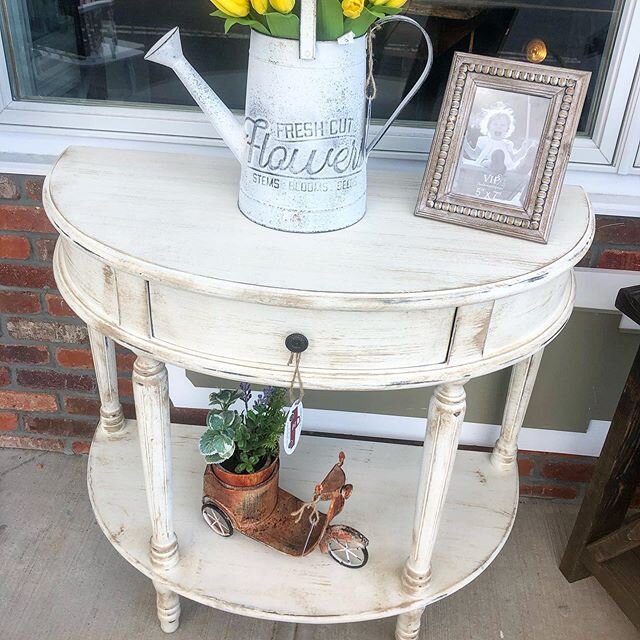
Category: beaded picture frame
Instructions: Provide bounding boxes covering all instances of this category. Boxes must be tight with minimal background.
[415,52,590,243]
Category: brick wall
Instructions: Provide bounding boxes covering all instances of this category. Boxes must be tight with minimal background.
[577,216,640,270]
[0,173,208,454]
[0,172,639,500]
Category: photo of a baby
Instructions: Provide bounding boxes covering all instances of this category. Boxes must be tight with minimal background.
[451,88,550,208]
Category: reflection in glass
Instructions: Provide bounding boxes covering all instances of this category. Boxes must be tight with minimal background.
[0,0,623,133]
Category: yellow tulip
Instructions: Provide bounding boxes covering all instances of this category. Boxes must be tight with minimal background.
[269,0,295,13]
[250,0,269,12]
[210,0,250,17]
[342,0,364,18]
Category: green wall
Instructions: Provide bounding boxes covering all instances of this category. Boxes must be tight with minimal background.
[187,309,640,433]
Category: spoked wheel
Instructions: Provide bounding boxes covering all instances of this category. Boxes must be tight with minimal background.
[201,502,233,537]
[326,535,369,569]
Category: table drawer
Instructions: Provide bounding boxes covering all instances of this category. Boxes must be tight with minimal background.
[148,283,456,374]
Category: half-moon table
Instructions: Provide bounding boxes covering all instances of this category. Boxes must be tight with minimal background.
[44,146,594,639]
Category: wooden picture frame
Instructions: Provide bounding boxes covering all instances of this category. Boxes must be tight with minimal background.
[415,53,590,243]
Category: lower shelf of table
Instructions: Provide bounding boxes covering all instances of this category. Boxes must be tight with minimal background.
[88,420,519,624]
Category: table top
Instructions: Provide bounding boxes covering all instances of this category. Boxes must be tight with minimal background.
[44,146,593,310]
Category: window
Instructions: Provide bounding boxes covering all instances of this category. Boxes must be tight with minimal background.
[0,0,626,136]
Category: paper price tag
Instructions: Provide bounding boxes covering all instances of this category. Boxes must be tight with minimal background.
[284,399,304,455]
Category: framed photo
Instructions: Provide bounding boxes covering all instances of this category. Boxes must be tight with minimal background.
[415,53,590,243]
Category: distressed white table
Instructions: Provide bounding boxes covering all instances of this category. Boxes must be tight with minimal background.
[44,146,593,639]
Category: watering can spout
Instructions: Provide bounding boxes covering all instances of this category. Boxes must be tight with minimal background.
[145,28,246,162]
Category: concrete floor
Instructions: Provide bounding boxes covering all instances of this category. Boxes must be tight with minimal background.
[0,447,637,640]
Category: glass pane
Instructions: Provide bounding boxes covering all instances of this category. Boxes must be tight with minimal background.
[0,0,625,133]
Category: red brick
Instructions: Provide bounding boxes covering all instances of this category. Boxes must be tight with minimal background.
[0,205,55,233]
[24,178,44,202]
[595,216,640,245]
[518,458,536,477]
[56,348,93,369]
[0,435,64,452]
[64,396,100,415]
[64,396,135,419]
[542,461,595,483]
[56,348,136,372]
[0,390,57,412]
[35,238,57,261]
[25,416,96,439]
[116,352,136,372]
[0,291,40,313]
[119,377,133,397]
[170,406,208,425]
[72,441,91,455]
[45,294,75,317]
[7,318,87,343]
[0,235,30,259]
[597,249,640,271]
[0,263,55,288]
[0,344,49,365]
[520,483,578,500]
[17,369,97,393]
[0,413,18,431]
[0,175,20,200]
[0,368,9,386]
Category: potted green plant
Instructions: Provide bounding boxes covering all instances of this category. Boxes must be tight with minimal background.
[199,383,287,488]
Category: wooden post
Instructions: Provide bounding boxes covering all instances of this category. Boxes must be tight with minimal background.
[491,350,543,472]
[559,286,640,630]
[88,326,125,435]
[560,343,640,582]
[395,382,466,640]
[132,356,180,632]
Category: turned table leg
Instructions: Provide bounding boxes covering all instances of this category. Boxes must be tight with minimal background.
[491,350,544,472]
[152,580,181,633]
[395,382,467,640]
[88,326,124,435]
[132,356,180,632]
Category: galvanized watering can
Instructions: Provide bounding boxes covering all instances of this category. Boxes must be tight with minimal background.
[145,8,433,232]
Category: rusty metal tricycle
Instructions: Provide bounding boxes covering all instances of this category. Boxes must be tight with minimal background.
[201,452,369,568]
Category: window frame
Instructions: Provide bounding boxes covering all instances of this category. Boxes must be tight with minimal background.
[0,0,640,204]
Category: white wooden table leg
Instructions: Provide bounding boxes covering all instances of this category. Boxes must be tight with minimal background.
[395,608,423,640]
[88,326,124,435]
[152,580,181,633]
[395,382,467,640]
[132,355,180,632]
[490,349,544,472]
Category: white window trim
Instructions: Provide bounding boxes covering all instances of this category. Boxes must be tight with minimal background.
[1,0,640,213]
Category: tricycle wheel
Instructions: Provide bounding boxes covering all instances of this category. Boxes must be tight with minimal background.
[327,537,368,569]
[201,502,233,537]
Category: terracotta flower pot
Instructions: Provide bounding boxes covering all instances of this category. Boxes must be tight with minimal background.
[204,456,280,527]
[212,455,278,487]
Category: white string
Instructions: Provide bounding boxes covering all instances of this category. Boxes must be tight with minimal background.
[291,493,321,526]
[287,351,305,404]
[366,27,378,101]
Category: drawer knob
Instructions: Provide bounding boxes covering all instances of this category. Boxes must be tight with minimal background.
[285,333,309,353]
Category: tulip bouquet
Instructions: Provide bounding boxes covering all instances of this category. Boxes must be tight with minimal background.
[210,0,407,40]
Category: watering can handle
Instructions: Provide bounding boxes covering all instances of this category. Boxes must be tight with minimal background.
[365,16,434,155]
